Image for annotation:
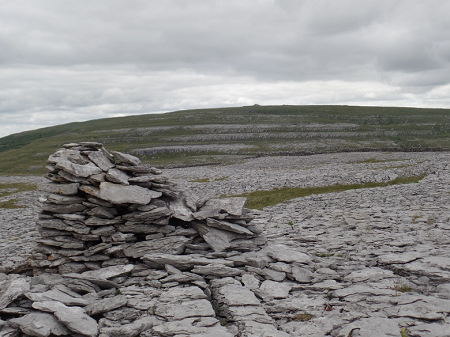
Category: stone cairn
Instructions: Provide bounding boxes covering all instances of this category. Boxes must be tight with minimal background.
[0,142,308,336]
[31,142,266,276]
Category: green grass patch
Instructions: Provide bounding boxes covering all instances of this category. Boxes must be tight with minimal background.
[352,158,401,164]
[190,178,211,183]
[292,313,314,322]
[0,199,25,209]
[0,182,37,198]
[230,174,425,209]
[395,284,413,293]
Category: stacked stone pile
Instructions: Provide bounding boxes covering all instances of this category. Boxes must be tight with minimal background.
[1,142,299,336]
[31,142,266,275]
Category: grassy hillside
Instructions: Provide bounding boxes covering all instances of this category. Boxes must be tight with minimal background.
[1,105,450,175]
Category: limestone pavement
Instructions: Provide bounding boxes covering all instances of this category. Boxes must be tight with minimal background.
[2,150,450,336]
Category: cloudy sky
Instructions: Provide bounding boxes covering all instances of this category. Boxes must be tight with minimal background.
[1,0,450,138]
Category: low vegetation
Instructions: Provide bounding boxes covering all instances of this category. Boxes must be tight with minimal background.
[1,105,450,174]
[0,183,37,198]
[230,174,425,209]
[0,183,36,209]
[0,199,25,209]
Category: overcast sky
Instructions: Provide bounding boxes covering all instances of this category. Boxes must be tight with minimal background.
[1,0,450,138]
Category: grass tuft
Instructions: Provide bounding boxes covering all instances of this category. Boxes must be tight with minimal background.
[0,182,37,198]
[229,174,425,209]
[292,313,314,322]
[0,199,25,209]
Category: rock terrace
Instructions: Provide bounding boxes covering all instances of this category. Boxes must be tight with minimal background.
[1,149,450,336]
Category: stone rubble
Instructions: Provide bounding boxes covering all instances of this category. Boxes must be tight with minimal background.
[2,149,450,336]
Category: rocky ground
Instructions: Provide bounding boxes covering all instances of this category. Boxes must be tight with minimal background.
[2,151,450,336]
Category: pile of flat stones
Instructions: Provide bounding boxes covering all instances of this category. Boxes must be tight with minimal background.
[1,142,310,337]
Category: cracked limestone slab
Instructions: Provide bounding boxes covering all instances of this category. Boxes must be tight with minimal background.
[266,244,311,264]
[0,277,30,310]
[9,311,70,337]
[155,299,216,320]
[32,301,98,337]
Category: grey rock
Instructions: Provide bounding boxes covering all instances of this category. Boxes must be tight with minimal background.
[267,244,311,264]
[191,264,243,277]
[46,194,85,205]
[9,311,70,337]
[155,299,215,320]
[206,218,254,235]
[84,217,120,226]
[378,252,423,264]
[79,264,135,279]
[32,300,98,337]
[260,280,292,299]
[407,323,450,337]
[192,222,241,251]
[57,169,90,183]
[89,173,106,183]
[54,152,103,178]
[123,207,172,222]
[111,151,141,166]
[344,267,395,282]
[167,197,195,222]
[202,197,247,216]
[123,236,191,258]
[85,295,128,315]
[84,242,113,256]
[41,203,86,214]
[152,317,234,337]
[26,288,89,306]
[98,316,157,337]
[290,266,314,283]
[37,219,90,235]
[106,168,130,185]
[238,321,290,337]
[216,284,261,306]
[88,151,115,172]
[242,274,260,290]
[85,206,118,219]
[38,182,80,195]
[95,182,159,205]
[0,277,30,310]
[128,174,168,184]
[142,253,234,270]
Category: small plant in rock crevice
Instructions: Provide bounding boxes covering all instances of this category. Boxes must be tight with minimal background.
[292,312,314,322]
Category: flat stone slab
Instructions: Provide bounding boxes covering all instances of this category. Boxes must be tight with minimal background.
[191,264,243,277]
[38,182,80,195]
[0,277,31,310]
[81,182,160,205]
[78,264,135,279]
[260,280,292,299]
[266,244,311,264]
[9,311,70,337]
[26,288,89,306]
[87,150,115,172]
[142,253,234,270]
[206,218,254,235]
[217,284,261,306]
[123,237,190,258]
[155,299,215,320]
[32,300,98,337]
[111,151,142,166]
[85,295,128,315]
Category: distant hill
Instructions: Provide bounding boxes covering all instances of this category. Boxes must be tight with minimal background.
[1,105,450,175]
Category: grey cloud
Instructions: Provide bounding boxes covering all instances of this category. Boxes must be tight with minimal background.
[1,0,450,137]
